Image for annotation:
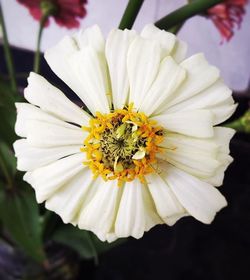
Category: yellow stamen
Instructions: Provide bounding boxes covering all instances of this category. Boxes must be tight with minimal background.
[81,103,164,185]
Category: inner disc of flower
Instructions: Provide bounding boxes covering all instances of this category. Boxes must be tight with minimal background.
[81,104,164,185]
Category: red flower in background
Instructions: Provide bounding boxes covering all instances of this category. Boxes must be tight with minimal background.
[17,0,87,29]
[207,0,248,41]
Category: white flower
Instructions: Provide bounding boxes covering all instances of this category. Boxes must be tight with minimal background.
[14,24,236,242]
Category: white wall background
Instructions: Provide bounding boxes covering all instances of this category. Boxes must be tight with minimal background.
[1,0,250,91]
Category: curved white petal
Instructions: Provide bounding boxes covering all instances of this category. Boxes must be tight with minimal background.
[208,104,237,125]
[78,180,122,241]
[44,35,81,97]
[114,180,146,239]
[24,72,90,126]
[153,109,214,138]
[141,24,176,59]
[139,56,186,115]
[15,102,70,138]
[68,46,110,114]
[45,26,110,115]
[146,173,186,225]
[204,127,235,186]
[158,133,220,178]
[105,29,136,109]
[158,53,220,112]
[127,37,161,109]
[14,139,81,171]
[24,153,85,203]
[76,25,105,52]
[106,233,118,243]
[165,80,236,125]
[171,39,188,63]
[45,168,94,225]
[141,183,163,231]
[26,120,85,148]
[164,164,227,224]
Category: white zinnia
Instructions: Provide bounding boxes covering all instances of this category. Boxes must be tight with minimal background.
[14,24,236,242]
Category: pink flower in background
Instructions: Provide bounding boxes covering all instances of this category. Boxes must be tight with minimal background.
[207,0,248,41]
[17,0,87,29]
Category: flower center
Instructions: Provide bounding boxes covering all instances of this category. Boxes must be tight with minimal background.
[81,104,164,186]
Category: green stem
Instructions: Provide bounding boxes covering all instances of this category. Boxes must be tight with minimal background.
[168,23,184,35]
[155,0,223,31]
[119,0,145,30]
[0,4,17,94]
[33,15,48,73]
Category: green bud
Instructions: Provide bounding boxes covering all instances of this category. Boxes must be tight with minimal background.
[241,110,250,133]
[226,109,250,134]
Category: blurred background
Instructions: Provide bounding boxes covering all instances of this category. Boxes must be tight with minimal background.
[2,0,250,91]
[0,0,250,279]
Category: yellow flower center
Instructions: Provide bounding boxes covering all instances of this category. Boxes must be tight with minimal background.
[81,104,164,186]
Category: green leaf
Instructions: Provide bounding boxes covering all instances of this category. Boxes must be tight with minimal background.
[0,187,46,263]
[0,78,19,144]
[0,141,16,188]
[0,78,16,107]
[52,224,126,263]
[90,233,126,255]
[52,225,98,262]
[0,107,16,144]
[0,141,16,177]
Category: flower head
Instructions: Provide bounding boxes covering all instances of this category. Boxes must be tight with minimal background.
[17,0,87,29]
[207,0,248,41]
[14,25,236,242]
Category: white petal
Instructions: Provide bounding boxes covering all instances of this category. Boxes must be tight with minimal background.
[94,181,162,242]
[106,233,118,243]
[105,29,136,109]
[45,26,110,115]
[141,24,176,58]
[26,120,85,148]
[139,56,186,115]
[158,133,220,178]
[204,156,233,187]
[24,153,85,203]
[78,180,122,241]
[45,168,94,225]
[76,25,105,52]
[146,173,186,225]
[153,109,214,138]
[171,39,188,63]
[208,104,237,125]
[141,183,163,231]
[158,53,220,112]
[166,80,232,113]
[15,102,68,138]
[115,180,146,239]
[204,127,235,186]
[127,37,161,109]
[165,164,227,224]
[68,46,110,114]
[44,35,81,98]
[213,127,235,154]
[24,72,90,126]
[165,80,236,125]
[14,139,81,171]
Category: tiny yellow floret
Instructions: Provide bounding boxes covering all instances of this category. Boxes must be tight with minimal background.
[81,104,164,185]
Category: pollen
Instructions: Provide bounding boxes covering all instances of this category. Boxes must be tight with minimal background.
[81,104,164,186]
